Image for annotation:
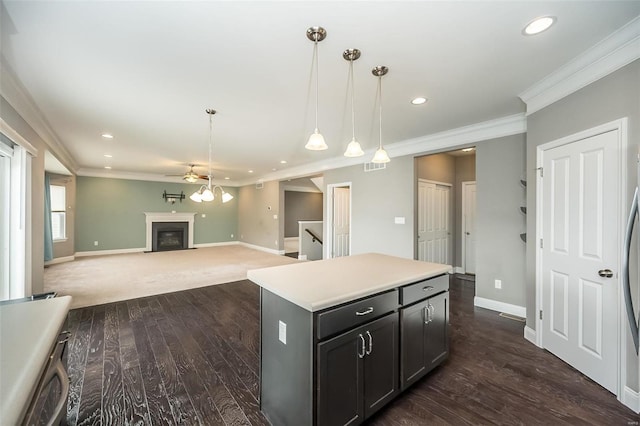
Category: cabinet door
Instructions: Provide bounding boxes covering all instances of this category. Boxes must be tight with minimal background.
[317,327,364,426]
[425,291,449,372]
[400,300,428,390]
[363,313,399,418]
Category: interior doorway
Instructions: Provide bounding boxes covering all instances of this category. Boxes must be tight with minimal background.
[326,183,351,259]
[417,179,452,264]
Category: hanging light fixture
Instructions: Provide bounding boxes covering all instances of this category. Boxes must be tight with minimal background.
[371,66,391,163]
[305,26,328,151]
[190,109,234,203]
[343,48,364,157]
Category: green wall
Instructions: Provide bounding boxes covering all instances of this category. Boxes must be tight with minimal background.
[75,176,238,252]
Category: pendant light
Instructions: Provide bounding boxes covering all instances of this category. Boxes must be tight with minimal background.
[371,66,391,164]
[305,26,328,151]
[190,109,234,203]
[343,48,364,157]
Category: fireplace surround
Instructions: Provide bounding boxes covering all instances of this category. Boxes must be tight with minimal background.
[144,212,196,252]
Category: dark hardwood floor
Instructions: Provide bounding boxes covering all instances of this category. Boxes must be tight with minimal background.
[64,276,639,425]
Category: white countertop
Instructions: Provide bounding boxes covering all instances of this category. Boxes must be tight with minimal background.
[0,296,72,425]
[247,253,451,312]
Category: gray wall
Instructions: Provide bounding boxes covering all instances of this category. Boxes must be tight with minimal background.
[49,173,76,259]
[416,153,455,183]
[526,59,640,390]
[284,191,323,238]
[238,180,281,251]
[75,176,238,251]
[323,156,415,259]
[476,135,526,307]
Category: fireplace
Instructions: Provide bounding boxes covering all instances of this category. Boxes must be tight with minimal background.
[152,222,188,252]
[144,212,196,252]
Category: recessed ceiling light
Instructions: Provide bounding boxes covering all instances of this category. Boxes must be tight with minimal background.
[272,168,277,171]
[411,97,427,105]
[103,154,112,158]
[104,166,112,169]
[523,16,556,35]
[248,170,254,173]
[224,177,230,180]
[280,160,287,164]
[101,133,114,139]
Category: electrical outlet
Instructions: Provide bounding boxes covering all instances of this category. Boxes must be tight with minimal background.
[495,279,502,289]
[94,241,99,246]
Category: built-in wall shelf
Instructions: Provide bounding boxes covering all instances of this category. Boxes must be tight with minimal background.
[520,179,526,243]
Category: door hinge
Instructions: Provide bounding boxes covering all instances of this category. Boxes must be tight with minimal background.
[539,239,543,249]
[537,167,543,178]
[539,310,543,320]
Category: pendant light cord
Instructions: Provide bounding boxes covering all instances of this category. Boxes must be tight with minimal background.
[378,75,383,150]
[314,38,319,130]
[350,59,356,141]
[208,113,213,190]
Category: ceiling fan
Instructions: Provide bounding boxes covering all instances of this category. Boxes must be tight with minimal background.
[166,164,209,183]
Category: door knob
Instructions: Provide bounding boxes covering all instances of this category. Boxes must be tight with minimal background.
[598,269,613,278]
[466,232,470,235]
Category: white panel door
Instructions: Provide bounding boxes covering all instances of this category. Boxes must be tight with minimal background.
[462,182,477,274]
[541,129,619,393]
[332,187,350,258]
[418,180,451,265]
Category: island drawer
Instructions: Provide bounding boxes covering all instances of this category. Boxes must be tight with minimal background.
[400,274,449,306]
[317,290,398,340]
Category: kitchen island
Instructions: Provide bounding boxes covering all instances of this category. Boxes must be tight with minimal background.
[248,253,452,426]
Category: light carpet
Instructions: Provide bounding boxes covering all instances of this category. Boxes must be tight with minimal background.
[44,245,299,309]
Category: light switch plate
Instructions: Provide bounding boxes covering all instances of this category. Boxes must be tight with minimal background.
[394,216,405,224]
[279,320,287,344]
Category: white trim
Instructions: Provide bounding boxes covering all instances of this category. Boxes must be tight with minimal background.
[44,255,75,266]
[0,57,76,170]
[284,237,298,242]
[524,326,538,346]
[325,182,352,259]
[282,185,321,193]
[453,266,465,274]
[75,247,145,257]
[144,212,196,252]
[418,178,452,187]
[461,181,476,275]
[0,118,37,156]
[621,386,640,414]
[535,118,627,405]
[236,114,526,187]
[520,16,640,115]
[298,254,308,260]
[193,241,239,248]
[238,241,284,256]
[474,296,526,318]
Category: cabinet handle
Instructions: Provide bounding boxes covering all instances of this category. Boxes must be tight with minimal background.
[428,304,435,323]
[355,307,374,316]
[366,331,373,355]
[423,306,430,324]
[358,334,366,358]
[422,286,434,292]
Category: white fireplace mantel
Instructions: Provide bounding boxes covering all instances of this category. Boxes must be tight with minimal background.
[144,212,196,251]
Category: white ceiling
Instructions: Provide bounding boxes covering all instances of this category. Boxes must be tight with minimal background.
[2,1,639,185]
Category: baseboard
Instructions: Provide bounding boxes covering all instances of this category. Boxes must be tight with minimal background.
[44,255,75,266]
[453,266,465,274]
[284,237,299,242]
[75,247,145,257]
[239,242,284,256]
[193,241,239,248]
[524,326,538,346]
[621,386,640,413]
[298,254,308,260]
[474,296,526,318]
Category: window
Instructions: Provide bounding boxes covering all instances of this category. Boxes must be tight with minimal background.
[50,185,66,241]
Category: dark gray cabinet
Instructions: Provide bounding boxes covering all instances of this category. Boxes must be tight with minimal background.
[317,313,398,426]
[400,277,449,390]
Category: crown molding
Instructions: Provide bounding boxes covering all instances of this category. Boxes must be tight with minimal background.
[0,55,79,171]
[238,112,527,186]
[519,15,640,116]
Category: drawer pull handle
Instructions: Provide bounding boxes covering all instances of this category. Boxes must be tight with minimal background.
[358,334,366,358]
[423,286,435,292]
[366,331,373,355]
[355,307,374,316]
